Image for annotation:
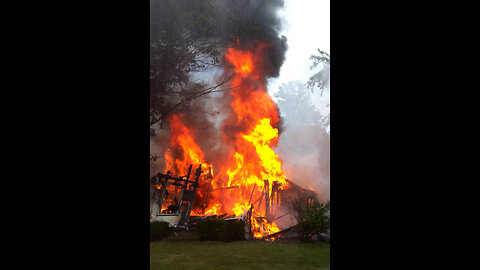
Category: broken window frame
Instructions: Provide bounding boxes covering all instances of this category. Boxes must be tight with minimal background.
[150,165,202,224]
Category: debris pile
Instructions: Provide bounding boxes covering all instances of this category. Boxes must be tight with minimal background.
[151,164,317,241]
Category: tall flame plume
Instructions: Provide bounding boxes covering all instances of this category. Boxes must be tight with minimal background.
[163,42,288,238]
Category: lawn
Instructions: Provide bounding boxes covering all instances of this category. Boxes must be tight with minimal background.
[150,240,330,270]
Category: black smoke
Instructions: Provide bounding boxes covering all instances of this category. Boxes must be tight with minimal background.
[150,0,288,104]
[150,0,288,173]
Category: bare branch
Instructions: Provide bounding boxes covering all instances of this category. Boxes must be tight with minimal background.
[150,73,237,127]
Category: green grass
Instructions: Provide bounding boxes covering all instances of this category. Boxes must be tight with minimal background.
[150,241,330,270]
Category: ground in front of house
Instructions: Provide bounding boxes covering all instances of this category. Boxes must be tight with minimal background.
[150,240,330,270]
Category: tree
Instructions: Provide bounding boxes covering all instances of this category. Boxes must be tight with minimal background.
[290,197,330,241]
[274,81,330,201]
[150,0,229,130]
[306,49,330,96]
[274,81,323,126]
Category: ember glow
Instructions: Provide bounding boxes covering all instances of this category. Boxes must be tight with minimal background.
[163,42,289,239]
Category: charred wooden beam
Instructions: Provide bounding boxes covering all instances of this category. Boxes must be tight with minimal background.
[245,205,254,239]
[202,180,211,214]
[217,213,228,219]
[260,224,298,240]
[264,180,270,222]
[271,211,292,222]
[256,184,266,210]
[248,183,257,205]
[271,181,280,214]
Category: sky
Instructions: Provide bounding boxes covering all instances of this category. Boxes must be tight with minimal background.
[269,0,330,116]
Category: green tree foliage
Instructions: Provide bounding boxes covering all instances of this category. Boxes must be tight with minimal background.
[150,0,225,129]
[306,49,330,95]
[290,197,330,241]
[274,81,323,126]
[273,81,330,199]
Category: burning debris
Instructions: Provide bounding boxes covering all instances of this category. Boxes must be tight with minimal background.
[150,36,328,241]
[151,162,317,241]
[149,0,330,247]
[151,42,287,237]
[149,1,327,241]
[150,164,203,228]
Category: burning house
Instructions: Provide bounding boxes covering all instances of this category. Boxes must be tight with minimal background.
[150,0,327,241]
[150,163,317,239]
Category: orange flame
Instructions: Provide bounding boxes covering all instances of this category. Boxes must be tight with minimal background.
[163,42,288,239]
[165,114,213,176]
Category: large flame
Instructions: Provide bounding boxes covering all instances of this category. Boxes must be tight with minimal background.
[162,42,288,239]
[165,114,212,176]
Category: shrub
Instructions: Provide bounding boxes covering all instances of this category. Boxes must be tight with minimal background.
[150,221,171,241]
[196,219,246,241]
[221,220,246,242]
[197,219,225,241]
[290,197,330,241]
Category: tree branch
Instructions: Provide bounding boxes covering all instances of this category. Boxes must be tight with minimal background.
[150,73,237,127]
